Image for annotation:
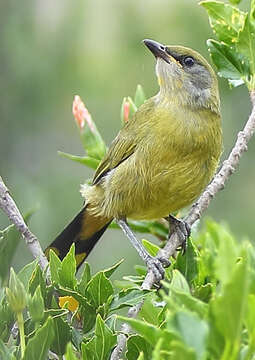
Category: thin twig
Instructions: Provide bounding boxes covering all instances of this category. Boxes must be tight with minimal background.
[111,91,255,360]
[0,176,49,273]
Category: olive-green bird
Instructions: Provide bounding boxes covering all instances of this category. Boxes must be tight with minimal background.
[46,39,222,280]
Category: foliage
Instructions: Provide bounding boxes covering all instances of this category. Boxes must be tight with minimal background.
[1,0,255,359]
[0,221,255,359]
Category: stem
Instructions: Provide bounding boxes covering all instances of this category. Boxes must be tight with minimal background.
[111,92,255,360]
[17,311,25,357]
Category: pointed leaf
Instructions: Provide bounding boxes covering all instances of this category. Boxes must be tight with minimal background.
[126,335,152,360]
[85,272,114,308]
[64,342,79,360]
[207,39,249,85]
[200,1,246,44]
[23,317,55,360]
[134,84,146,107]
[95,314,117,360]
[51,316,72,355]
[58,151,100,169]
[58,244,77,289]
[110,288,148,311]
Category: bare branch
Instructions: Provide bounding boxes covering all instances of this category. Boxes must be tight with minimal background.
[0,176,49,273]
[111,90,255,359]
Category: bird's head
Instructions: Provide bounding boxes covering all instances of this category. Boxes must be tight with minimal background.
[143,39,220,113]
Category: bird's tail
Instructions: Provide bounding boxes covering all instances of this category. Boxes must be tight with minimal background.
[45,206,112,269]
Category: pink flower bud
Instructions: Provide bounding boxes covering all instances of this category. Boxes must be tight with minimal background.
[72,95,95,132]
[123,101,130,122]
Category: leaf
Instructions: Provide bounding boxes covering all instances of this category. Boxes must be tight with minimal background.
[214,224,238,285]
[51,316,72,355]
[58,151,100,169]
[28,285,44,322]
[142,239,160,257]
[200,0,246,44]
[236,14,255,89]
[244,295,255,352]
[110,288,148,311]
[23,317,55,360]
[207,39,249,85]
[211,250,250,358]
[49,249,62,284]
[168,269,190,294]
[118,316,178,351]
[95,314,117,360]
[174,238,198,285]
[28,264,46,301]
[168,311,209,360]
[18,260,37,290]
[82,338,96,360]
[58,244,77,289]
[103,259,124,278]
[134,84,146,107]
[77,262,91,296]
[170,341,196,360]
[0,339,15,360]
[64,342,79,360]
[85,271,114,308]
[126,335,152,360]
[0,225,20,281]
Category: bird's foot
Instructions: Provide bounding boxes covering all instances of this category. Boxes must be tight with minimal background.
[145,255,171,282]
[168,215,191,255]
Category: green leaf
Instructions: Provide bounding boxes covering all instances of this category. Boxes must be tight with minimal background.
[18,260,37,290]
[64,342,79,360]
[103,258,124,278]
[0,339,16,360]
[168,311,209,360]
[110,288,148,311]
[85,271,114,308]
[23,317,55,360]
[58,151,100,169]
[126,335,152,360]
[142,239,160,257]
[77,262,91,296]
[236,14,255,89]
[58,244,77,289]
[245,295,255,353]
[51,316,72,355]
[0,225,21,281]
[95,314,117,360]
[174,238,198,285]
[200,1,246,44]
[28,285,44,322]
[0,211,35,281]
[81,338,96,360]
[214,224,238,285]
[134,84,146,107]
[118,316,178,351]
[49,249,61,284]
[211,250,250,358]
[28,265,47,301]
[207,39,249,85]
[170,341,196,360]
[6,268,27,312]
[169,269,190,294]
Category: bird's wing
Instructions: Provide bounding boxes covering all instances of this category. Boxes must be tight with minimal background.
[92,127,137,185]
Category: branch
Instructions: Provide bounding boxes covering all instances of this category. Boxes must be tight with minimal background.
[111,90,255,360]
[0,176,49,273]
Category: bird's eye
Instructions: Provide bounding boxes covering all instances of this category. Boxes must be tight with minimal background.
[183,56,195,67]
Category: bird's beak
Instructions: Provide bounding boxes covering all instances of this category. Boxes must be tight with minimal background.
[143,39,170,64]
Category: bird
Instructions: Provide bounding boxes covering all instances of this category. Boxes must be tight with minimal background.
[45,39,222,280]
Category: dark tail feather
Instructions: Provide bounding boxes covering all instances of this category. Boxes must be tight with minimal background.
[45,206,111,269]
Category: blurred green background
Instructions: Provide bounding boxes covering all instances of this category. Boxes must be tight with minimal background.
[1,0,254,275]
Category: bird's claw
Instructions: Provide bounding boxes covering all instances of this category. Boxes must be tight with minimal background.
[169,216,191,255]
[145,255,171,282]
